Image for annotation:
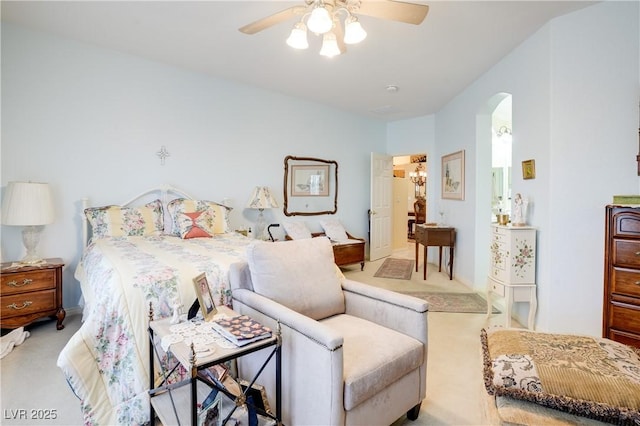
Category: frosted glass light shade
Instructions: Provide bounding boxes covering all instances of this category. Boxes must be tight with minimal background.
[307,6,333,34]
[319,32,340,58]
[344,16,367,44]
[286,22,309,49]
[1,181,54,226]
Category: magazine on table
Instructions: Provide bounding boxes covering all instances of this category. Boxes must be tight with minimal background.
[211,315,272,347]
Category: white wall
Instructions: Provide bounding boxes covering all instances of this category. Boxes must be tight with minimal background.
[388,1,639,336]
[1,23,386,309]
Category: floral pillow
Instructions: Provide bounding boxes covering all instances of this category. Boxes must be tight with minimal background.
[85,199,164,240]
[167,198,231,235]
[319,219,349,242]
[282,222,312,240]
[175,209,216,239]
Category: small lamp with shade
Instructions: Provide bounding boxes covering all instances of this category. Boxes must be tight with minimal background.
[1,181,55,265]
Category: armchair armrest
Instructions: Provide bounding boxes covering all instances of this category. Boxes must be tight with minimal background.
[342,279,428,345]
[231,288,346,425]
[232,288,343,351]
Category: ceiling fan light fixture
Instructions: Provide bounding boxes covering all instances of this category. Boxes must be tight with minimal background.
[307,5,333,34]
[319,32,341,58]
[343,15,367,44]
[286,22,309,49]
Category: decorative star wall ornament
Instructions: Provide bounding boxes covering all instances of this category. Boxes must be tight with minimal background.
[156,146,170,165]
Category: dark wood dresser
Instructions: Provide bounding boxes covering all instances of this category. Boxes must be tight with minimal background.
[1,258,65,330]
[603,206,640,348]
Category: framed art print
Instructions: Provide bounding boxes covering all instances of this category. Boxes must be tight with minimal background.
[290,164,329,196]
[193,272,217,321]
[522,159,536,180]
[442,150,465,200]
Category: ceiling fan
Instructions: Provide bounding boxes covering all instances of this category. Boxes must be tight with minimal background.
[239,0,429,57]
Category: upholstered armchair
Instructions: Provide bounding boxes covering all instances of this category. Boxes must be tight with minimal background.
[229,237,428,426]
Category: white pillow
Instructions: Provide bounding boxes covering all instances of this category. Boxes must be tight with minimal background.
[320,219,349,242]
[282,222,312,240]
[246,238,345,320]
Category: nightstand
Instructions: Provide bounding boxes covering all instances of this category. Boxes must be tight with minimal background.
[1,258,65,330]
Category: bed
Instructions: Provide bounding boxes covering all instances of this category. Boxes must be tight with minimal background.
[57,185,253,425]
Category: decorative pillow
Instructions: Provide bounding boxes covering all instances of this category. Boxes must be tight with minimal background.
[175,210,216,239]
[167,198,231,235]
[481,327,640,425]
[85,199,163,240]
[246,237,345,320]
[282,222,312,240]
[319,219,349,242]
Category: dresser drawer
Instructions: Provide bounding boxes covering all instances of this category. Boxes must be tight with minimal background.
[611,267,640,298]
[1,289,56,319]
[608,301,640,335]
[1,269,57,295]
[612,240,640,268]
[612,208,640,238]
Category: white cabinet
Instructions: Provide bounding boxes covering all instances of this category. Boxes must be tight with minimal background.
[487,225,537,329]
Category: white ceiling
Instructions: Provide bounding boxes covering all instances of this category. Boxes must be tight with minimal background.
[1,1,596,122]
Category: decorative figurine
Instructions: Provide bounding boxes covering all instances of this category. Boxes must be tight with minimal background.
[512,193,529,226]
[170,298,182,324]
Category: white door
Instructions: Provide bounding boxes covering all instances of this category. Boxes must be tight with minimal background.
[370,152,393,261]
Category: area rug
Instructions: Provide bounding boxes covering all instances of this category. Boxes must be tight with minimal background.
[373,258,414,280]
[400,292,500,313]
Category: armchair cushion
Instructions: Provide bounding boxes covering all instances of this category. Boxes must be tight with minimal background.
[321,314,424,410]
[245,238,346,320]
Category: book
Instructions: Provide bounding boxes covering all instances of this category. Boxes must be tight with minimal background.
[211,315,272,347]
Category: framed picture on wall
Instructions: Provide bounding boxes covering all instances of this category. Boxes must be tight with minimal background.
[442,150,465,200]
[522,159,536,180]
[290,164,330,197]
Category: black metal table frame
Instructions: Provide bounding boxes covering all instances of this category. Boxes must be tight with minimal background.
[148,307,282,426]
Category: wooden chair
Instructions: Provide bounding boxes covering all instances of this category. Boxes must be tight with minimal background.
[408,198,426,238]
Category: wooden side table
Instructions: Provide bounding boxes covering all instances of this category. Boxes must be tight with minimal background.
[415,225,456,280]
[0,258,65,330]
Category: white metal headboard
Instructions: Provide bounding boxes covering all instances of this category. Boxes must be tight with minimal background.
[81,184,195,248]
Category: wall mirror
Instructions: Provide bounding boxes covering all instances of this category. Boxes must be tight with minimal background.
[283,155,338,216]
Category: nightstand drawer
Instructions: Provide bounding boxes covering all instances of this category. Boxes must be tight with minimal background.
[1,269,57,295]
[1,289,56,319]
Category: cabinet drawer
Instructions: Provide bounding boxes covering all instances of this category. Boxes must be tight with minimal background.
[612,208,640,238]
[612,240,640,268]
[608,302,640,335]
[1,269,56,295]
[489,280,505,297]
[606,328,640,348]
[1,289,56,318]
[611,267,640,298]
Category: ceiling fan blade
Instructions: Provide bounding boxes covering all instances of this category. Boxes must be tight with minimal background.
[334,21,347,54]
[357,0,429,25]
[239,6,307,34]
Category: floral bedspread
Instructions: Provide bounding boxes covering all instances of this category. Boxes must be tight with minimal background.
[57,233,251,425]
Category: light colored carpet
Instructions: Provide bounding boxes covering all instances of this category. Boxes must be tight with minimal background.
[373,258,414,280]
[400,291,501,313]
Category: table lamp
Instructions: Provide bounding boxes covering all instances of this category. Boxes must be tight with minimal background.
[1,181,55,264]
[246,186,278,240]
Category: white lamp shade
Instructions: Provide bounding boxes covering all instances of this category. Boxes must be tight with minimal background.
[307,6,333,34]
[344,17,367,44]
[319,32,341,58]
[1,181,54,226]
[286,22,309,49]
[246,186,278,210]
